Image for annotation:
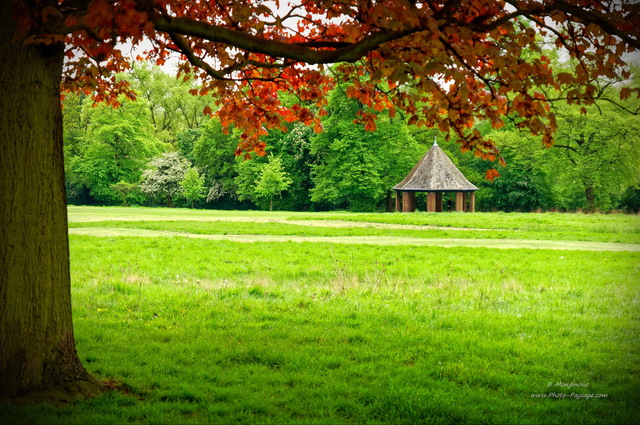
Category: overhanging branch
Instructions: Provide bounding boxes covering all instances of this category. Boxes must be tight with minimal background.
[152,15,419,64]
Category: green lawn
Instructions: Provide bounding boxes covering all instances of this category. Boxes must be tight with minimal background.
[2,207,639,424]
[68,206,640,244]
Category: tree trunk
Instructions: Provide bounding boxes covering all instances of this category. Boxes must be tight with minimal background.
[585,185,596,212]
[0,1,101,400]
[385,190,393,212]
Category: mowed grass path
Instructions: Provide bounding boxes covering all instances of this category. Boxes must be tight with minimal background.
[69,226,640,251]
[3,206,639,424]
[68,206,640,246]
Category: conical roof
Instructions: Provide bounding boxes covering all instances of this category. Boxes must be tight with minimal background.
[393,141,478,192]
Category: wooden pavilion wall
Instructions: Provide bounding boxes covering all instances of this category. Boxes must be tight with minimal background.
[396,191,475,212]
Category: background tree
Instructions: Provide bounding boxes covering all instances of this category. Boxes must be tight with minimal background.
[619,186,640,213]
[65,98,163,204]
[234,154,267,208]
[546,102,640,212]
[463,62,640,212]
[63,92,94,204]
[259,122,317,211]
[2,0,638,400]
[311,86,422,211]
[110,181,140,207]
[176,128,201,164]
[453,120,555,212]
[180,167,206,208]
[126,63,211,143]
[190,118,244,207]
[254,156,293,211]
[140,152,191,207]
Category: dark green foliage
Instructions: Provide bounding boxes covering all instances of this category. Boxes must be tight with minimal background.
[64,98,162,204]
[175,128,201,163]
[619,186,640,213]
[310,87,422,211]
[473,131,553,212]
[62,65,639,213]
[234,153,266,206]
[262,123,316,211]
[545,102,640,212]
[191,119,247,208]
[483,166,552,212]
[110,181,145,207]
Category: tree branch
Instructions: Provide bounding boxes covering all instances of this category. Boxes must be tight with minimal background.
[555,0,640,49]
[152,15,419,64]
[167,32,229,80]
[553,144,578,153]
[438,36,497,99]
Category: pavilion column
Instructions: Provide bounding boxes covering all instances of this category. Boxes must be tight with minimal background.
[456,192,465,212]
[435,192,443,212]
[395,191,401,212]
[403,192,416,212]
[427,192,436,212]
[428,192,444,212]
[469,192,476,212]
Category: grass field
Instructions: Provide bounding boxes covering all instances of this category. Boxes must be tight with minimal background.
[3,206,639,424]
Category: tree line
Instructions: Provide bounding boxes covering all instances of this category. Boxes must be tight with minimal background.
[64,63,640,213]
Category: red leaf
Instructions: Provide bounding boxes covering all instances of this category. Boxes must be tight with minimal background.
[486,169,500,182]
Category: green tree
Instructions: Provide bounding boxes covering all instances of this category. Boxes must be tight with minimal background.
[456,124,554,212]
[62,92,86,159]
[619,186,640,213]
[546,102,640,212]
[311,87,421,211]
[110,181,141,207]
[140,152,191,207]
[126,63,211,143]
[65,98,163,204]
[261,122,317,211]
[180,167,206,208]
[63,92,93,204]
[254,156,293,211]
[176,128,201,163]
[234,154,266,207]
[191,119,243,207]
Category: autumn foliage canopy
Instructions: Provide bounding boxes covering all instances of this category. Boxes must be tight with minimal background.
[15,0,640,171]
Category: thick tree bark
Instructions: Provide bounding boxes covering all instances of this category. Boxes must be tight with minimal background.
[0,1,101,400]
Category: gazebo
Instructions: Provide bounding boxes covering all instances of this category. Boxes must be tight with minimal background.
[393,138,478,212]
